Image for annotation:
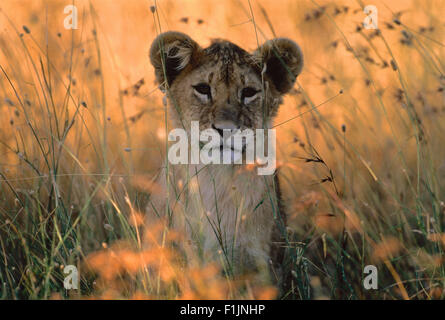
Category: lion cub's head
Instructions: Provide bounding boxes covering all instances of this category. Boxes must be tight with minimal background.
[150,31,303,139]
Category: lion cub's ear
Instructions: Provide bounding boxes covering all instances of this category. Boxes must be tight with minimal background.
[150,31,201,88]
[253,38,303,94]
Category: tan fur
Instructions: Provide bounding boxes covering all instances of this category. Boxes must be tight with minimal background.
[147,31,303,284]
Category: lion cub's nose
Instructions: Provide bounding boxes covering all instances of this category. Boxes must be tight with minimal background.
[212,121,239,137]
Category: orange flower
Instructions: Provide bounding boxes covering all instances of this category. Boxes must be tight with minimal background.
[314,212,344,235]
[128,210,145,227]
[253,286,278,300]
[428,233,445,246]
[131,176,162,195]
[372,237,403,263]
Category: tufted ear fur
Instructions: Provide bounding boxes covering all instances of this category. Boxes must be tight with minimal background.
[150,31,201,88]
[253,38,303,94]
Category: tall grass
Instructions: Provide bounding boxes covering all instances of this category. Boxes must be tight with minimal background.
[0,0,444,299]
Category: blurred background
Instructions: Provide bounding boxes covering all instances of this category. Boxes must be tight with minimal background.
[0,0,444,299]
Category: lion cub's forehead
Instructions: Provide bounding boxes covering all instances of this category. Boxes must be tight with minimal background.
[197,40,260,85]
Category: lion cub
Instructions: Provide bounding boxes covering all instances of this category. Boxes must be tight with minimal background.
[147,31,303,289]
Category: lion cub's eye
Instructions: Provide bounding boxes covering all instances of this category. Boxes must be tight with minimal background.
[241,87,259,104]
[193,83,212,103]
[193,83,211,96]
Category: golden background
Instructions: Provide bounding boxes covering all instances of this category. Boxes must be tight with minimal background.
[0,0,444,299]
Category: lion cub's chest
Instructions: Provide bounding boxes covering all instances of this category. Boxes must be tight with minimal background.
[171,164,276,263]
